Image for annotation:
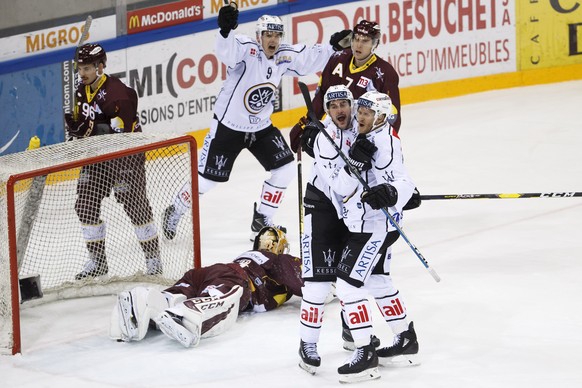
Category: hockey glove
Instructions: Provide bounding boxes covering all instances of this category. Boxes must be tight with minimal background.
[347,135,377,171]
[403,187,422,210]
[330,29,352,51]
[289,115,308,153]
[64,113,94,138]
[217,4,239,38]
[300,122,320,158]
[361,183,398,210]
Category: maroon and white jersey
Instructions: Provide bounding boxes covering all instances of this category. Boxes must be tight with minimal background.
[165,250,303,313]
[233,250,303,312]
[312,49,401,132]
[74,74,142,136]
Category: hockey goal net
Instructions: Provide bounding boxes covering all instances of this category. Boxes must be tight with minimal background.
[0,133,200,355]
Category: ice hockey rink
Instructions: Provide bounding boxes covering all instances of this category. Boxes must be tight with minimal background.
[2,80,582,387]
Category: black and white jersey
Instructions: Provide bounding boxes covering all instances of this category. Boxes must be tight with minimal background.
[214,32,334,132]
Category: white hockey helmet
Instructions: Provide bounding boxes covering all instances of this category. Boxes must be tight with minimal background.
[253,226,289,255]
[356,91,398,127]
[256,15,284,42]
[323,85,354,114]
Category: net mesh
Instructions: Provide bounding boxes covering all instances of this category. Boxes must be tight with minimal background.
[0,132,198,354]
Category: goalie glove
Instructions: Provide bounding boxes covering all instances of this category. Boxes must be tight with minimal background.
[330,29,352,51]
[347,135,377,171]
[361,183,398,210]
[218,3,239,38]
[64,113,94,138]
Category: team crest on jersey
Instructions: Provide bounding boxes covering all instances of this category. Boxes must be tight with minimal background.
[244,83,276,114]
[375,67,385,81]
[97,89,107,100]
[250,47,257,56]
[357,77,371,88]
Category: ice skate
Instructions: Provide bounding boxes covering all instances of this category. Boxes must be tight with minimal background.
[250,202,287,241]
[156,310,199,348]
[75,257,108,280]
[377,321,420,367]
[298,340,321,375]
[338,338,380,383]
[162,205,181,240]
[117,291,139,341]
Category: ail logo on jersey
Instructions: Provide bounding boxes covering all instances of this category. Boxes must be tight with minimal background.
[244,83,276,114]
[381,298,405,317]
[263,190,284,204]
[357,77,371,89]
[348,303,370,325]
[250,48,257,56]
[301,306,324,324]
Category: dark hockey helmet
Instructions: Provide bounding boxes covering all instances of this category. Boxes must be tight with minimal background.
[253,226,289,255]
[353,20,381,41]
[77,43,107,66]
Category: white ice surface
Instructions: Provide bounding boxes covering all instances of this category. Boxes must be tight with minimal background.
[2,80,582,387]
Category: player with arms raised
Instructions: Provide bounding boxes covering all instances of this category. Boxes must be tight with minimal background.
[163,4,352,241]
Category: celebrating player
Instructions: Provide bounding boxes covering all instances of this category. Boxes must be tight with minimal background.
[290,20,402,156]
[162,4,352,241]
[64,43,162,279]
[316,91,420,383]
[110,227,303,348]
[297,85,355,374]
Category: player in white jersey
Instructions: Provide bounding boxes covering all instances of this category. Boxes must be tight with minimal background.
[162,4,351,241]
[297,85,357,374]
[323,91,420,383]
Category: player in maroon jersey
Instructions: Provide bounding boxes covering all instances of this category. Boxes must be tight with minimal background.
[290,20,401,155]
[64,43,162,280]
[110,227,304,348]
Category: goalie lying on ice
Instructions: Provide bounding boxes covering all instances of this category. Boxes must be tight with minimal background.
[110,226,303,347]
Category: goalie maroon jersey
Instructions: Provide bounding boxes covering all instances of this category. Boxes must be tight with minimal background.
[164,250,303,313]
[312,48,401,132]
[75,74,142,135]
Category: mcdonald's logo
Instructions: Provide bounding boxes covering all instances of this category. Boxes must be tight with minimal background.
[128,15,140,30]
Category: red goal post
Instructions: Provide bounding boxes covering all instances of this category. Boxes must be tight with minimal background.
[0,133,201,355]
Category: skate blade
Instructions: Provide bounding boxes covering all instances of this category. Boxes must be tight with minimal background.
[298,361,318,375]
[339,367,380,384]
[378,353,421,367]
[342,341,355,351]
[157,313,199,348]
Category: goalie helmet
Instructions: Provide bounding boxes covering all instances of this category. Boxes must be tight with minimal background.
[253,226,289,255]
[77,43,107,66]
[323,85,354,114]
[357,91,398,127]
[256,15,284,41]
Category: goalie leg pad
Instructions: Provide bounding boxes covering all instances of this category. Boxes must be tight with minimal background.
[184,285,243,339]
[156,308,201,348]
[110,287,168,342]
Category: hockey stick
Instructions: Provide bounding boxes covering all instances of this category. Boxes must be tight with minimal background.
[71,15,93,122]
[420,192,582,200]
[296,143,305,260]
[298,81,440,283]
